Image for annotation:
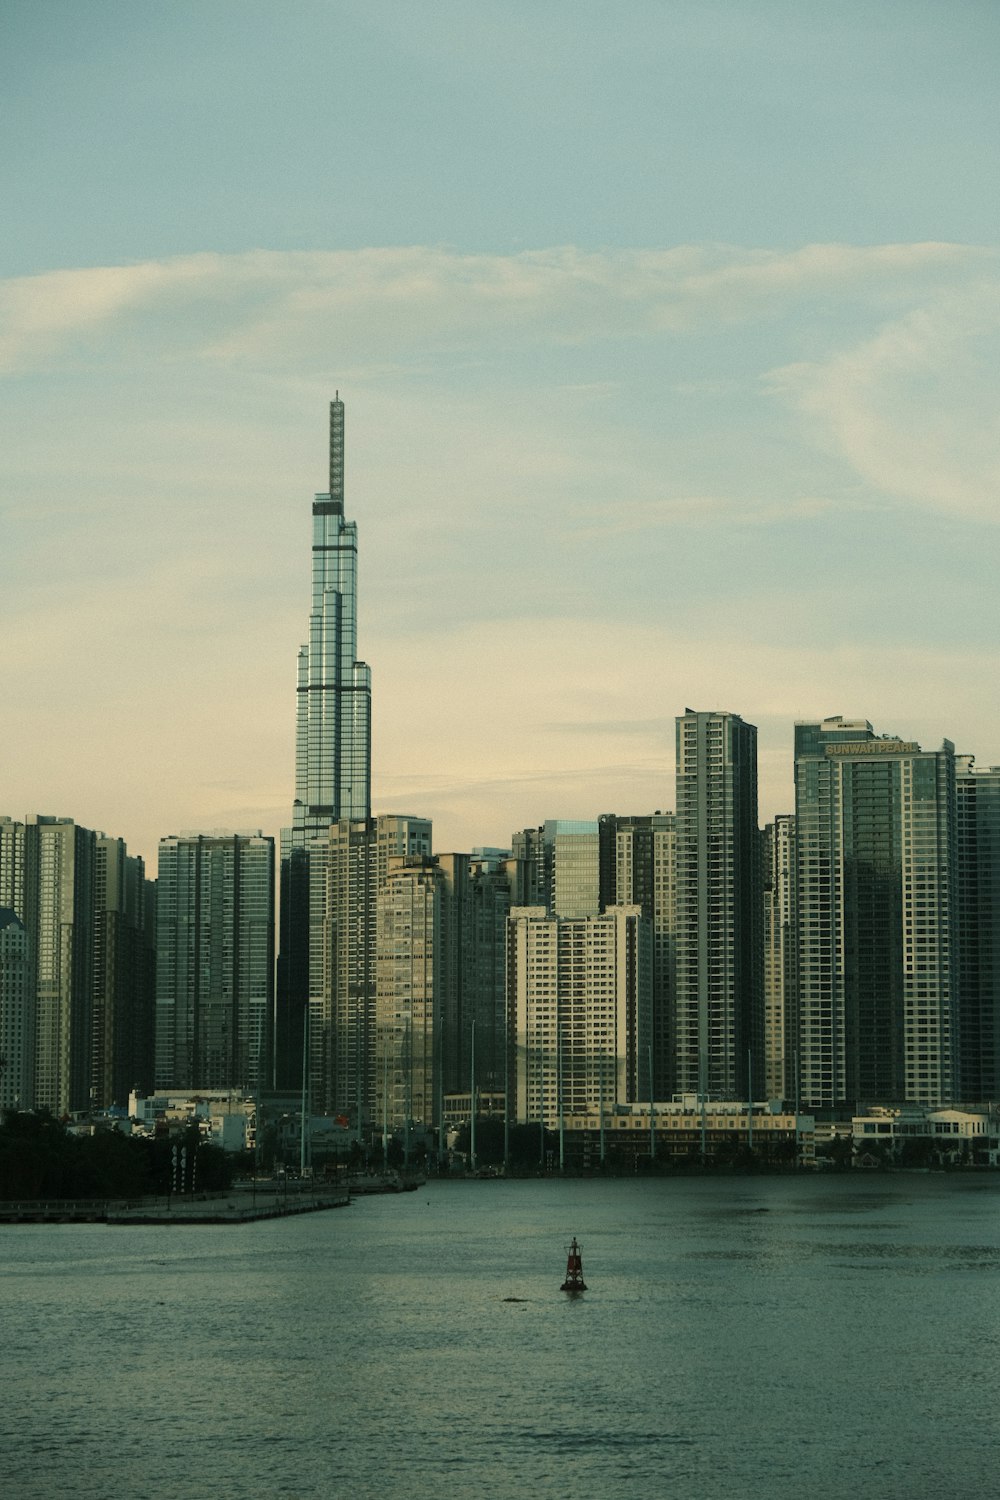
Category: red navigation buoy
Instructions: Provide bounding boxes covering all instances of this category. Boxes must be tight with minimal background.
[560,1236,587,1293]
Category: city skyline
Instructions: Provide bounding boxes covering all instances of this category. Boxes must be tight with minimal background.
[4,3,1000,872]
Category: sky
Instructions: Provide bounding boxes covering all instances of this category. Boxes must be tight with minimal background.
[3,0,1000,871]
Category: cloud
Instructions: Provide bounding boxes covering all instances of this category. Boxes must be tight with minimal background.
[569,492,841,536]
[0,254,224,373]
[5,240,1000,867]
[769,275,1000,519]
[0,241,984,375]
[6,239,996,529]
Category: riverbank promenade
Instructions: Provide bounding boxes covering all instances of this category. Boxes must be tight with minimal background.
[0,1181,350,1225]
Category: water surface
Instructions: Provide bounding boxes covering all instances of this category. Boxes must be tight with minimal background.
[4,1174,999,1499]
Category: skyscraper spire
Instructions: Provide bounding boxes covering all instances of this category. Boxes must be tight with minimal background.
[329,394,344,514]
[290,395,371,838]
[277,396,373,1085]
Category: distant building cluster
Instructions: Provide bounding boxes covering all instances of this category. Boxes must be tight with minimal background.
[4,400,1000,1168]
[0,814,155,1116]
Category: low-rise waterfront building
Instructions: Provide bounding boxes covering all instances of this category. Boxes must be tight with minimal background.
[129,1087,257,1151]
[850,1103,997,1163]
[560,1097,814,1170]
[441,1090,506,1132]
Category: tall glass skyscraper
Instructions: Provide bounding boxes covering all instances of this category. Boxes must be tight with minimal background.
[278,398,372,1085]
[291,395,372,841]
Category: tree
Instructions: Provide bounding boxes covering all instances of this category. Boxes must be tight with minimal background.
[0,1111,155,1199]
[505,1123,557,1170]
[453,1115,505,1166]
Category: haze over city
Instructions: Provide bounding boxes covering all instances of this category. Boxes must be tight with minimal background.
[4,1,999,871]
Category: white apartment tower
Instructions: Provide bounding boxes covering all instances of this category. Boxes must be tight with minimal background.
[507,905,651,1128]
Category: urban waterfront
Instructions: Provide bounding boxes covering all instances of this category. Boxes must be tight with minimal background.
[4,1174,1000,1500]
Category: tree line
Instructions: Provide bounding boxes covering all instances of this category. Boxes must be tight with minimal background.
[0,1110,234,1201]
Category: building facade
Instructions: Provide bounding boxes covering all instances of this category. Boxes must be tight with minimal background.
[507,905,651,1128]
[510,820,601,918]
[307,814,432,1123]
[0,814,154,1114]
[26,817,97,1115]
[375,855,443,1139]
[955,757,1000,1101]
[155,832,274,1093]
[561,1099,813,1170]
[0,816,100,1116]
[91,835,156,1108]
[794,717,957,1109]
[289,395,372,842]
[0,908,31,1111]
[278,396,372,1086]
[437,850,510,1100]
[673,710,762,1099]
[599,812,676,1099]
[761,814,796,1102]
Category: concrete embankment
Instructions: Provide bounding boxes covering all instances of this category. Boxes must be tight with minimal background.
[0,1186,350,1225]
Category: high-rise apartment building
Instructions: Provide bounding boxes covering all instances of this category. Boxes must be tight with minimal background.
[761,815,796,1102]
[0,908,31,1111]
[794,717,957,1109]
[278,397,373,1083]
[310,831,506,1141]
[955,757,1000,1100]
[307,814,431,1122]
[0,816,25,914]
[155,832,274,1093]
[674,710,762,1099]
[507,905,651,1128]
[510,820,600,918]
[436,852,473,1099]
[599,812,676,1099]
[0,821,30,1110]
[437,851,510,1099]
[91,835,156,1108]
[307,817,377,1121]
[0,814,154,1114]
[375,855,444,1138]
[25,816,96,1115]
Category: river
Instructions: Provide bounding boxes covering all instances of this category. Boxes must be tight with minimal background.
[3,1172,999,1499]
